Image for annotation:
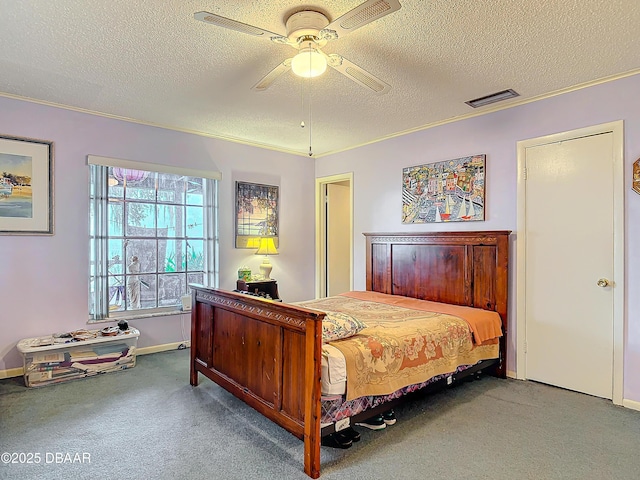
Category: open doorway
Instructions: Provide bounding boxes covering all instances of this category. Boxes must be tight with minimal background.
[315,173,353,298]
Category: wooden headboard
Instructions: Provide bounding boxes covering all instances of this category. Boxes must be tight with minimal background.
[364,231,510,376]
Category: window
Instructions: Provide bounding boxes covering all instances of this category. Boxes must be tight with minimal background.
[88,158,219,321]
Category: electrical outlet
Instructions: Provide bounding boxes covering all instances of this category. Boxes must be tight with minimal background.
[181,295,192,311]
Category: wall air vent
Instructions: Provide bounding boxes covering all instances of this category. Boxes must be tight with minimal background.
[465,89,520,108]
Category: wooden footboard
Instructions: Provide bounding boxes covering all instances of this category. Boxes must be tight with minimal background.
[189,287,326,479]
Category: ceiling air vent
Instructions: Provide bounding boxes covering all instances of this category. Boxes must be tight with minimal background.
[465,89,520,108]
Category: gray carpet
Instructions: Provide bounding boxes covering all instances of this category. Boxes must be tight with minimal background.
[1,349,639,480]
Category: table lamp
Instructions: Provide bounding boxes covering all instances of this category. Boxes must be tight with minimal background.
[255,237,279,280]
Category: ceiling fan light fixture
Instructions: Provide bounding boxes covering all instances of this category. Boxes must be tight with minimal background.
[291,47,327,78]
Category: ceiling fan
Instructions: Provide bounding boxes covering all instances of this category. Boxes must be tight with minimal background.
[194,0,401,95]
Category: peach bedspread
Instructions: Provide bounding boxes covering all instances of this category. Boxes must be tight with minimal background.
[341,291,503,345]
[299,292,501,401]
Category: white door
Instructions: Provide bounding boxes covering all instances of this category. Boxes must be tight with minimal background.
[524,132,615,398]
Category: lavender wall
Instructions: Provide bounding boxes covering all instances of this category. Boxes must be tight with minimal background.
[0,96,317,372]
[2,75,639,404]
[316,74,640,403]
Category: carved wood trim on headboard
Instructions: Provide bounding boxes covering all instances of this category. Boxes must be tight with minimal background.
[364,231,511,376]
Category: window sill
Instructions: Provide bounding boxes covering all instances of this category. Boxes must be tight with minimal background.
[88,309,190,324]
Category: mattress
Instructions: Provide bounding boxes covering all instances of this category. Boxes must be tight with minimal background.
[315,292,502,426]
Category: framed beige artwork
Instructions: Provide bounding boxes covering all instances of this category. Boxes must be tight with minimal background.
[0,134,54,235]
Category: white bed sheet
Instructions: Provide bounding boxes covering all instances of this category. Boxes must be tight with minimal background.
[321,344,347,395]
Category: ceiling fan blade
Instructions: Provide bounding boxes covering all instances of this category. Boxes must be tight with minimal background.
[327,54,391,95]
[194,11,283,39]
[251,59,292,91]
[324,0,401,38]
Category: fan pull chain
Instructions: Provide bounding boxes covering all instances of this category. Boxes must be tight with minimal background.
[308,42,313,157]
[308,77,313,156]
[308,87,313,157]
[300,70,305,129]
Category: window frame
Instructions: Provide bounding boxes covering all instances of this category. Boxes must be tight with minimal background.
[88,156,219,322]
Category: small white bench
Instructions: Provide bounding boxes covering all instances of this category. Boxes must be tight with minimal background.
[16,328,140,387]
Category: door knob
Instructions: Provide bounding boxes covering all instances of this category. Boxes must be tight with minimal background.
[597,278,610,288]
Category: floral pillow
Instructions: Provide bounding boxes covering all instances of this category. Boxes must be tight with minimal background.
[322,311,368,343]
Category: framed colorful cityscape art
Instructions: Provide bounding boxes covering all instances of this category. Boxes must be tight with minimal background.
[402,154,485,224]
[235,181,279,249]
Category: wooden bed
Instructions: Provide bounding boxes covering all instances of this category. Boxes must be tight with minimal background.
[190,231,510,478]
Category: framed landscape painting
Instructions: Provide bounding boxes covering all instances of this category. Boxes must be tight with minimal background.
[0,135,54,235]
[402,154,485,224]
[235,181,279,249]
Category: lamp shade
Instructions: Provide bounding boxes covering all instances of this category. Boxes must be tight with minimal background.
[291,47,327,78]
[256,237,278,281]
[255,237,279,256]
[245,237,261,249]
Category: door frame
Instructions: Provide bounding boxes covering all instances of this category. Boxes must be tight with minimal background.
[515,120,624,405]
[315,173,353,298]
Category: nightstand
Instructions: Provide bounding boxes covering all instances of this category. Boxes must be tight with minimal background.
[236,279,280,301]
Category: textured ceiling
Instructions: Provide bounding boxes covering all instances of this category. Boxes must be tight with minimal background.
[1,0,639,157]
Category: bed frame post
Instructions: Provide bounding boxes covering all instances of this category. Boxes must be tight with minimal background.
[494,231,510,377]
[189,294,198,387]
[303,314,322,478]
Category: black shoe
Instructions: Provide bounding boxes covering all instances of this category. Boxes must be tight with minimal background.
[382,409,397,426]
[321,433,352,449]
[355,414,387,430]
[336,427,361,443]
